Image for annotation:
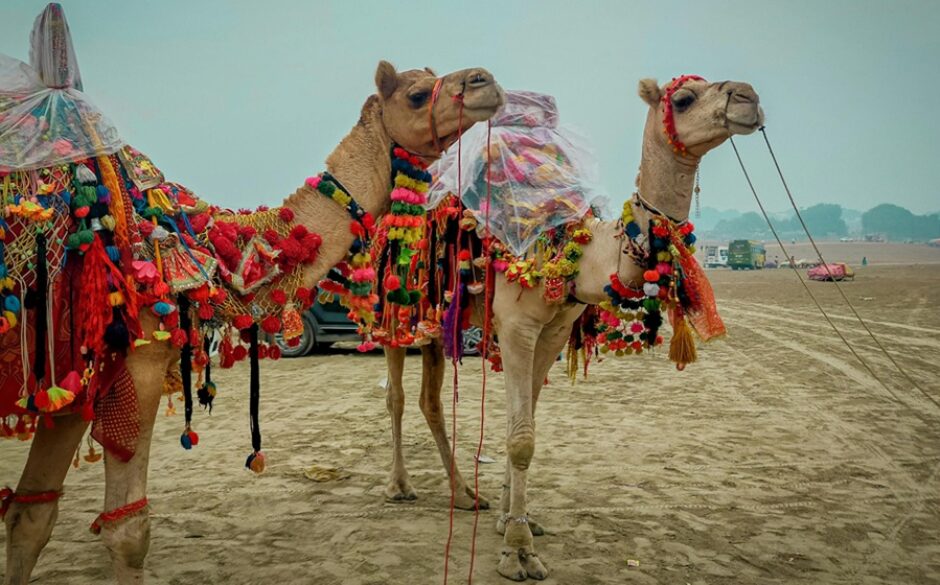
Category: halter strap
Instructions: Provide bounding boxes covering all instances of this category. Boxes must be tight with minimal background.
[662,75,706,154]
[428,77,445,153]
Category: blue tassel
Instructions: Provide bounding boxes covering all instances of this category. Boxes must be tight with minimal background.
[105,246,120,263]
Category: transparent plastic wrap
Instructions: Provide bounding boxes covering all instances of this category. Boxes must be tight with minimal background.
[428,91,605,256]
[0,3,123,171]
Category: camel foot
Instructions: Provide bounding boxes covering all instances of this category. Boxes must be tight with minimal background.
[497,546,547,581]
[498,548,528,582]
[497,514,544,536]
[520,547,548,580]
[454,486,490,511]
[384,480,417,503]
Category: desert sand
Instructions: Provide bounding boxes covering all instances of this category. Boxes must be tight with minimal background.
[2,243,939,585]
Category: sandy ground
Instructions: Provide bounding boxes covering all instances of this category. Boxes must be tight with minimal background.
[2,243,940,585]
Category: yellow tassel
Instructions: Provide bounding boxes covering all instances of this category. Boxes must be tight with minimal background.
[566,342,578,384]
[669,316,697,369]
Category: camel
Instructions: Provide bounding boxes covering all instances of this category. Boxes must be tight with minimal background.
[383,75,763,580]
[2,61,503,585]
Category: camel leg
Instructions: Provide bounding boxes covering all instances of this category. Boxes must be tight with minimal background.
[384,346,416,502]
[419,338,487,510]
[497,310,579,537]
[98,350,168,585]
[3,413,89,585]
[494,314,548,581]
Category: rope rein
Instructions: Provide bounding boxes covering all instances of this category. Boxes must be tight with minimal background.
[728,135,937,421]
[758,127,940,412]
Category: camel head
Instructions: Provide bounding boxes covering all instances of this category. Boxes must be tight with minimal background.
[638,76,763,158]
[374,61,504,159]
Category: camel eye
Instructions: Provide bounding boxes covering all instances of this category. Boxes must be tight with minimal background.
[673,93,695,112]
[408,91,429,108]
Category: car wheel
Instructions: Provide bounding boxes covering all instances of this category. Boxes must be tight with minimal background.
[462,326,484,356]
[274,314,316,357]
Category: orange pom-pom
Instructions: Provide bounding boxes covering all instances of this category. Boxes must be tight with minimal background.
[643,270,660,283]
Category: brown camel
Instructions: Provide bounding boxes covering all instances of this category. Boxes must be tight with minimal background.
[383,75,763,581]
[3,61,503,585]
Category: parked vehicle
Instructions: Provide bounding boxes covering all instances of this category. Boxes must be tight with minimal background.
[273,293,483,357]
[704,244,729,268]
[728,240,766,270]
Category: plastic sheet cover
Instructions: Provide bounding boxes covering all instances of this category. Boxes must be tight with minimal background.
[0,3,123,171]
[428,91,605,256]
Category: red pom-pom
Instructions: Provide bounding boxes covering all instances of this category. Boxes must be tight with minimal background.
[268,346,281,360]
[170,328,188,348]
[258,345,269,359]
[189,285,211,303]
[232,345,248,361]
[271,289,287,304]
[189,329,201,346]
[261,315,281,334]
[384,274,401,291]
[138,221,155,237]
[278,207,295,222]
[198,304,215,320]
[643,270,660,283]
[287,337,301,347]
[458,249,472,261]
[295,287,311,303]
[289,224,309,238]
[263,229,281,245]
[233,315,253,330]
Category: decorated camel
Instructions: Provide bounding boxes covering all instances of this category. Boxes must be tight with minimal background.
[381,76,763,580]
[1,8,503,583]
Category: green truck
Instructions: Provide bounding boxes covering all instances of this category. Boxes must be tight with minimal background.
[728,240,766,270]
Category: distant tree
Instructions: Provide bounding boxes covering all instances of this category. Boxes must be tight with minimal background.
[862,204,940,241]
[712,212,769,239]
[787,203,847,237]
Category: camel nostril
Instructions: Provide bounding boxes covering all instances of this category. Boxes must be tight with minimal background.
[731,92,755,104]
[467,73,490,88]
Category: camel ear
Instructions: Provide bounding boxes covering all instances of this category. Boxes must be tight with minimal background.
[424,67,437,76]
[376,60,399,100]
[638,78,662,107]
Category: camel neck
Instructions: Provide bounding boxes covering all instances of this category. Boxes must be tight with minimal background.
[281,96,393,288]
[636,109,700,223]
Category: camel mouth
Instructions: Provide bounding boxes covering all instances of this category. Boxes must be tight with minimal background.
[726,109,764,135]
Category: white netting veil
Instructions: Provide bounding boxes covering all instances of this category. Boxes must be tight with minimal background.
[428,90,606,256]
[0,3,123,171]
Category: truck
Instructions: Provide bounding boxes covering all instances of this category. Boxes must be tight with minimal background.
[728,240,766,270]
[703,245,729,268]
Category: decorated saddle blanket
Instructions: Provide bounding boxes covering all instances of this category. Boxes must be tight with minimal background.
[0,146,320,448]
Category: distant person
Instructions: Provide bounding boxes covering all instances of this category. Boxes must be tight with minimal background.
[862,256,868,266]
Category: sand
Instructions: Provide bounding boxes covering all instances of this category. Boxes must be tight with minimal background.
[2,243,940,585]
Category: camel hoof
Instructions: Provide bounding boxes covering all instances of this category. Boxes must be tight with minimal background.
[497,549,527,582]
[454,487,490,511]
[384,481,417,503]
[520,548,548,580]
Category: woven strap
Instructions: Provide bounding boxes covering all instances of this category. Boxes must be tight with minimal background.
[90,497,149,535]
[0,486,62,519]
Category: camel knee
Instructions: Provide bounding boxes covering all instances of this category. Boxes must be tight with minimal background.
[101,514,151,570]
[386,382,405,415]
[507,429,535,470]
[419,392,444,423]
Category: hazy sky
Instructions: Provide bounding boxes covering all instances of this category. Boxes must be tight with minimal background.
[2,1,938,214]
